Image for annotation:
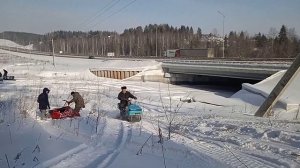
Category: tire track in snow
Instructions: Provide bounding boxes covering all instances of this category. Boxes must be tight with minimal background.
[88,122,131,168]
[36,143,89,168]
[186,139,282,168]
[48,119,130,168]
[140,103,282,167]
[38,118,107,168]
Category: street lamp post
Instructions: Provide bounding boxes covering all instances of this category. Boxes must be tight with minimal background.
[218,10,225,58]
[52,38,55,66]
[103,35,113,56]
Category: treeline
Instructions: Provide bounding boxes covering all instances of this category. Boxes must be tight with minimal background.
[225,25,300,58]
[39,24,206,57]
[1,24,300,58]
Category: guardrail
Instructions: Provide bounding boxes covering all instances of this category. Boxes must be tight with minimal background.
[162,60,292,70]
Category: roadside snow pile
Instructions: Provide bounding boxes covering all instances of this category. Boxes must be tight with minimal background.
[232,69,300,119]
[0,39,33,50]
[87,59,159,71]
[126,63,167,82]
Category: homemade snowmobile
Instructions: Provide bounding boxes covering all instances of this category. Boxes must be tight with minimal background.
[3,76,15,80]
[49,106,80,119]
[118,100,143,122]
[1,76,15,84]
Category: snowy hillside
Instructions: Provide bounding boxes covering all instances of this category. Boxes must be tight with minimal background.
[0,48,299,168]
[0,39,33,50]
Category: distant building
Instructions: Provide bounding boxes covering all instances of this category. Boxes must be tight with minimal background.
[107,52,115,57]
[164,48,214,58]
[163,49,177,57]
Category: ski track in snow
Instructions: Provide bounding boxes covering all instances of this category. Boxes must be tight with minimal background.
[188,139,283,168]
[140,102,295,168]
[40,118,130,168]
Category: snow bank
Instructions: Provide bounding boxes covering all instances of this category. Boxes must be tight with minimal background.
[0,39,33,50]
[232,69,300,119]
[126,63,167,82]
[243,70,300,110]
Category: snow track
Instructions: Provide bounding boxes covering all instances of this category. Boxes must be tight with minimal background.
[189,141,281,168]
[141,103,287,168]
[40,118,130,168]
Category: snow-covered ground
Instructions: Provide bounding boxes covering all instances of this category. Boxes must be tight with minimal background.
[0,46,300,168]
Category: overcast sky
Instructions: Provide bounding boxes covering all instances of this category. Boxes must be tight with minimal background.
[1,0,300,36]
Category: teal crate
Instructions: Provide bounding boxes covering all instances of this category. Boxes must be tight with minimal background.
[128,104,142,116]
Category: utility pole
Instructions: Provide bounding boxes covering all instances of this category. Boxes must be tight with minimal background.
[156,26,158,57]
[218,10,225,58]
[137,36,139,57]
[52,38,55,66]
[29,42,32,59]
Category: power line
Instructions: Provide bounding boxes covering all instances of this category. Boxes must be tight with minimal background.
[87,0,137,30]
[77,0,116,28]
[78,0,121,29]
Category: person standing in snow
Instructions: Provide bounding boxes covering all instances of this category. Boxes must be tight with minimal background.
[118,86,137,118]
[3,69,7,79]
[66,91,85,115]
[37,88,50,120]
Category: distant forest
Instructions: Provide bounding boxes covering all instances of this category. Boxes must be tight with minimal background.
[1,24,299,58]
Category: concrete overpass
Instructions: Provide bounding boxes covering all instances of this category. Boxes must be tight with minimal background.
[162,60,292,84]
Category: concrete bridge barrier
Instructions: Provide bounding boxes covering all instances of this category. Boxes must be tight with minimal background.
[90,69,141,80]
[89,68,169,83]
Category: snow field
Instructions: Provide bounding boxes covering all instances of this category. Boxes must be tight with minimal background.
[0,49,300,168]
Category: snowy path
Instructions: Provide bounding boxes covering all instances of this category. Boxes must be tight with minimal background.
[38,118,130,168]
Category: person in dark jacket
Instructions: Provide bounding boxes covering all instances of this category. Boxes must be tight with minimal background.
[3,69,7,79]
[118,86,137,118]
[37,88,50,120]
[67,91,85,115]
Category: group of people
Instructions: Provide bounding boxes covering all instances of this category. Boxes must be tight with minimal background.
[37,88,85,119]
[37,86,137,120]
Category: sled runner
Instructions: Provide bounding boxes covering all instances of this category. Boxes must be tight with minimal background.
[49,106,80,119]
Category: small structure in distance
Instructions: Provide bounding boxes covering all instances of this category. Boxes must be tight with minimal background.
[164,48,214,58]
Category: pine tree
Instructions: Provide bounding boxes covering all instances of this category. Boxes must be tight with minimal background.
[276,25,289,57]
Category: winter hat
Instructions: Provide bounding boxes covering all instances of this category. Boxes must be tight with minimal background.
[43,88,50,92]
[71,91,75,95]
[121,86,127,90]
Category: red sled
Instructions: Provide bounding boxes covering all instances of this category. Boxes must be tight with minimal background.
[49,106,80,119]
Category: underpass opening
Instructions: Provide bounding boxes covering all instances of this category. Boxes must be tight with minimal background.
[169,74,261,97]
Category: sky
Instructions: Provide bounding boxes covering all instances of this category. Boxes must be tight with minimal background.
[0,0,300,36]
